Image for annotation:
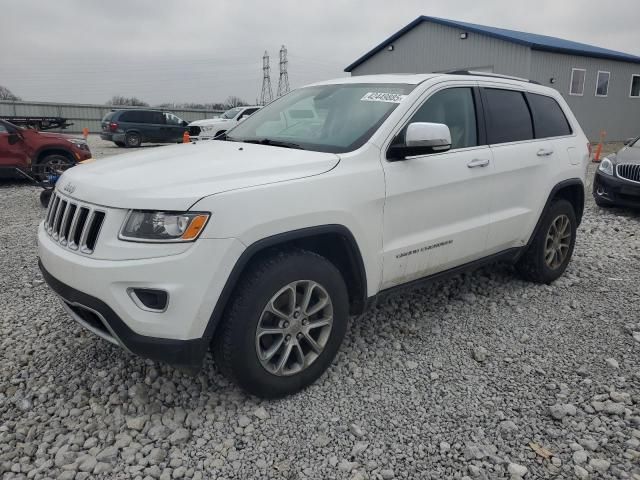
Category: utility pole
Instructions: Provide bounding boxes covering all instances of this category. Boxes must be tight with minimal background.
[260,51,273,106]
[277,45,290,97]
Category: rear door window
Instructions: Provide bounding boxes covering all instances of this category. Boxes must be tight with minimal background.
[526,93,572,138]
[483,88,533,144]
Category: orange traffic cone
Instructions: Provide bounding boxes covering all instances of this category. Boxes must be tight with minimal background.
[82,127,89,139]
[183,131,190,143]
[592,130,606,163]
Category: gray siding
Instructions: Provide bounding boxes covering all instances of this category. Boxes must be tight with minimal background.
[530,51,640,140]
[350,20,640,141]
[351,22,531,78]
[0,101,223,133]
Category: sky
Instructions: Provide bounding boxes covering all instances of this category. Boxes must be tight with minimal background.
[1,0,638,106]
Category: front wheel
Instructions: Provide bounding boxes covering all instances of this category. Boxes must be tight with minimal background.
[34,154,74,181]
[516,199,577,284]
[213,249,349,398]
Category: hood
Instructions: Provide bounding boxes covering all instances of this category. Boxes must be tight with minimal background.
[57,141,340,210]
[612,147,640,165]
[26,130,82,141]
[189,118,228,127]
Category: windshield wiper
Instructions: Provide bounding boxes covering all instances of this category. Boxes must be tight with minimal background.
[240,138,305,150]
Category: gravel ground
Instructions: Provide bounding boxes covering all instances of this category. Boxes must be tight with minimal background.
[1,140,639,480]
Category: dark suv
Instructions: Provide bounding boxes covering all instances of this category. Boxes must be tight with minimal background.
[100,110,189,148]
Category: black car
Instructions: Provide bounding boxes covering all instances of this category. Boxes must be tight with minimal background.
[593,136,640,209]
[100,109,188,148]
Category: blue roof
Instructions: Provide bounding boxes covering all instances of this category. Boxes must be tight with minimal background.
[344,16,640,72]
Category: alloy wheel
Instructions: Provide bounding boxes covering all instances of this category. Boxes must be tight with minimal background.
[544,214,571,269]
[255,280,333,376]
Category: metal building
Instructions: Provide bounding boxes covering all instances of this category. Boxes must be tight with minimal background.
[345,16,640,141]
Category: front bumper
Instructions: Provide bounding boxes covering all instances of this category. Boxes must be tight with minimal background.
[39,260,208,369]
[38,223,245,369]
[593,170,640,208]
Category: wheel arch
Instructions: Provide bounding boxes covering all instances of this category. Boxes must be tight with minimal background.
[526,178,584,248]
[34,148,76,164]
[203,224,368,342]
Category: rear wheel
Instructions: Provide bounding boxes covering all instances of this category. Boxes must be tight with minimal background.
[213,249,349,398]
[125,132,142,148]
[516,199,577,284]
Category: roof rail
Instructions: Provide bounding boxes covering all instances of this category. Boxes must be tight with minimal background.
[445,70,541,85]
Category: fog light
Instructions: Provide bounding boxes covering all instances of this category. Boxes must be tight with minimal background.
[128,288,168,312]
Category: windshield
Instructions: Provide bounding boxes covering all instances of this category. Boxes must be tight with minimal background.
[227,83,415,153]
[221,107,242,119]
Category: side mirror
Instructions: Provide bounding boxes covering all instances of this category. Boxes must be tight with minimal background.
[387,122,451,161]
[8,133,21,145]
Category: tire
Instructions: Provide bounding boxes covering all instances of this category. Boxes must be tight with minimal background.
[125,132,142,148]
[115,141,126,148]
[34,154,74,181]
[516,199,577,284]
[213,249,349,398]
[39,189,53,208]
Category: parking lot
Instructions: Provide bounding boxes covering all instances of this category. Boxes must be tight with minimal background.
[1,141,639,480]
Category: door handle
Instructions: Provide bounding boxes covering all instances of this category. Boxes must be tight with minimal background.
[467,158,490,168]
[537,148,554,157]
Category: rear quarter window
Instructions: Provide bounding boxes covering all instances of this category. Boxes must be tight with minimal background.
[483,88,533,144]
[527,93,572,138]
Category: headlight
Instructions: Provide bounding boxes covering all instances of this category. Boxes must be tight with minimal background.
[66,138,89,151]
[598,157,614,176]
[120,211,210,242]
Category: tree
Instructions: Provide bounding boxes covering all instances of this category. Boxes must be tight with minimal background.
[0,86,21,101]
[224,96,248,108]
[107,95,148,107]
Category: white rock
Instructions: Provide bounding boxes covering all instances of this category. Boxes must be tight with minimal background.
[574,465,589,479]
[588,458,610,472]
[507,462,528,477]
[573,450,587,465]
[605,358,619,369]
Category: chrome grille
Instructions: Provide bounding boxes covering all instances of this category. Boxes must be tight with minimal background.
[45,192,106,254]
[617,163,640,184]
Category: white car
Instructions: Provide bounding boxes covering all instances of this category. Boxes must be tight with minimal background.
[188,106,261,140]
[39,73,589,398]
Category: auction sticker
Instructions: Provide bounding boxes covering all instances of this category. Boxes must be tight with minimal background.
[361,92,407,103]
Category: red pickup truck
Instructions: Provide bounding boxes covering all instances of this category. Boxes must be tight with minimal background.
[0,119,92,180]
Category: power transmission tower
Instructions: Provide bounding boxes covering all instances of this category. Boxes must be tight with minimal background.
[260,51,273,105]
[277,45,290,97]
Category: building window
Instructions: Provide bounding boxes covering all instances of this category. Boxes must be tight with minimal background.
[569,68,586,96]
[595,71,610,97]
[631,75,640,98]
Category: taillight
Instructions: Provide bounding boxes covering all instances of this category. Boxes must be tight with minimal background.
[109,122,118,132]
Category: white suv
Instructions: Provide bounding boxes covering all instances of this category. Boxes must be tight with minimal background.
[39,73,589,397]
[188,106,261,140]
